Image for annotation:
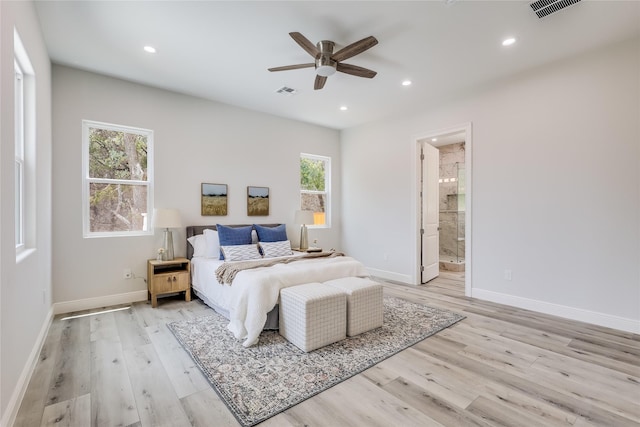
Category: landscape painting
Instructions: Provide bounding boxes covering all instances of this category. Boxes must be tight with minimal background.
[201,183,228,216]
[247,186,269,216]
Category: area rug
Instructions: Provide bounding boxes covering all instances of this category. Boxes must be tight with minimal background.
[167,297,464,426]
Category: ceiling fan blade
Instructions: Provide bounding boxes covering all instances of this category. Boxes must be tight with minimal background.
[331,36,378,62]
[314,75,327,90]
[337,63,377,78]
[289,32,320,58]
[268,63,315,72]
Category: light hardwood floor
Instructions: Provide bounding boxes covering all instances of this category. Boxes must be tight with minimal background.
[14,272,640,426]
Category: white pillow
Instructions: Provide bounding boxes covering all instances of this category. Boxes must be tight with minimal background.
[259,240,293,258]
[220,244,262,261]
[187,234,207,258]
[203,229,221,259]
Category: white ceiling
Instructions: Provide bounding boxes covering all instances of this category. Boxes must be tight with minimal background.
[35,1,639,130]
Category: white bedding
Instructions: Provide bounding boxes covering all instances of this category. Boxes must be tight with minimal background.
[191,254,368,347]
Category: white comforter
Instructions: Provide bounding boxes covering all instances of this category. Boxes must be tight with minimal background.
[225,255,368,347]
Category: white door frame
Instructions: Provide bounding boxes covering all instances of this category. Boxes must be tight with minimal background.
[412,122,473,297]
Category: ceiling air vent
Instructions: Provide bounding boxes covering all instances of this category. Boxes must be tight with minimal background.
[276,86,297,96]
[530,0,581,18]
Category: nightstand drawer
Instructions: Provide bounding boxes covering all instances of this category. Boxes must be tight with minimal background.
[152,272,189,293]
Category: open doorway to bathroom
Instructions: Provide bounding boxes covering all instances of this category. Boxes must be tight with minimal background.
[437,140,465,275]
[414,123,471,297]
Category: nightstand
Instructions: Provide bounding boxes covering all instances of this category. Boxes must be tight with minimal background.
[147,257,191,308]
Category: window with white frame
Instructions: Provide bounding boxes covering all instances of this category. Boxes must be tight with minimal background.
[15,60,24,250]
[14,28,35,254]
[300,153,331,227]
[83,120,153,237]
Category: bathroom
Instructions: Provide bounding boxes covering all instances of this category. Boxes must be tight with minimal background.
[438,142,465,272]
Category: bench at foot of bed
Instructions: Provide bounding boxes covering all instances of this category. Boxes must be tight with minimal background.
[279,283,347,352]
[324,277,383,337]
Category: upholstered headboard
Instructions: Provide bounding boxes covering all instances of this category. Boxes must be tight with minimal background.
[186,224,281,259]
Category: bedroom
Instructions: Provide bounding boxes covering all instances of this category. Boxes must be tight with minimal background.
[1,1,639,426]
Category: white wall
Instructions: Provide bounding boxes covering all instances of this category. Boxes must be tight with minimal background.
[342,37,640,333]
[52,65,341,309]
[0,1,53,424]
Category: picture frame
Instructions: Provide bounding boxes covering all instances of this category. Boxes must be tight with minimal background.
[247,186,269,216]
[201,183,228,216]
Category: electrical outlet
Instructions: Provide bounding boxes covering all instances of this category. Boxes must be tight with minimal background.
[124,268,132,279]
[504,269,512,281]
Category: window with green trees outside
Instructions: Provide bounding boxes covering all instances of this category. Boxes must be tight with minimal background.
[82,120,153,237]
[300,153,330,227]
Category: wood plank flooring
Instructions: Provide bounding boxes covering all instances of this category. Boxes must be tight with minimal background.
[14,272,640,426]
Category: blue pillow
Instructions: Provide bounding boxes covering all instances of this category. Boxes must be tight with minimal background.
[216,225,253,259]
[254,224,288,242]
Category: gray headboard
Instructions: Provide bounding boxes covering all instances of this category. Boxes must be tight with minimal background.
[186,224,281,259]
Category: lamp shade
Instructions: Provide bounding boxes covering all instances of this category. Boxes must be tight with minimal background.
[294,210,315,225]
[153,208,182,229]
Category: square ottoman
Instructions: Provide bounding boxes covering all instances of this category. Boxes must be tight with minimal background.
[279,283,347,352]
[324,277,383,336]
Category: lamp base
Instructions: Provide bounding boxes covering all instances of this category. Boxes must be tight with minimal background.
[299,224,309,252]
[163,229,175,261]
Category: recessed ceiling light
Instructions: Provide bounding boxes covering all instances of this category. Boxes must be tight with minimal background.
[340,106,348,111]
[502,37,516,47]
[402,80,412,86]
[144,46,156,53]
[432,138,437,142]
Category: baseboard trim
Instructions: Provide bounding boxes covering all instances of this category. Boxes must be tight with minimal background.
[473,288,640,334]
[366,267,413,285]
[53,290,148,315]
[2,307,54,427]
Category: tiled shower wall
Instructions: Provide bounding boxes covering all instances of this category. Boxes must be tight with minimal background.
[439,142,465,262]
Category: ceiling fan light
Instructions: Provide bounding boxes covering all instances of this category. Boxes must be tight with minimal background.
[316,65,337,77]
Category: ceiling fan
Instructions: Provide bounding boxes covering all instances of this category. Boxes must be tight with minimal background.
[268,32,378,90]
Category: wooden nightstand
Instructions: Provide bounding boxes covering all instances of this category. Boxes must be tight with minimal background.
[147,257,191,308]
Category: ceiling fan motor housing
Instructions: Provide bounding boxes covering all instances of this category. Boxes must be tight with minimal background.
[315,40,337,76]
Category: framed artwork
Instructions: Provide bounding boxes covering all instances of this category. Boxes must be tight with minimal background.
[247,186,269,216]
[201,183,228,216]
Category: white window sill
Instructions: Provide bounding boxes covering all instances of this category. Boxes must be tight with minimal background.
[16,247,36,264]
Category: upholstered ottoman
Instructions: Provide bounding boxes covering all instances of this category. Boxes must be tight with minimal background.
[279,283,347,352]
[324,277,383,336]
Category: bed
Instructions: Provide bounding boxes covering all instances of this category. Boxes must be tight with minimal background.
[186,224,369,347]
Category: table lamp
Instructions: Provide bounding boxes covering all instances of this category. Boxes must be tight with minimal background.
[294,210,315,251]
[153,208,182,261]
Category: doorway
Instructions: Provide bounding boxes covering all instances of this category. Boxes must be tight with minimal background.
[437,141,466,274]
[414,123,472,297]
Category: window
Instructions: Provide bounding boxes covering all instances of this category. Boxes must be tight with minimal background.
[14,28,34,254]
[15,60,24,250]
[300,153,331,227]
[83,120,153,237]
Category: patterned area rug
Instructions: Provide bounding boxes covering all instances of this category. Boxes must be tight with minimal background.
[167,297,465,426]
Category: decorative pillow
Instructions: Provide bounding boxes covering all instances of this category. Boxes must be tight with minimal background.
[259,240,293,258]
[254,224,288,242]
[202,229,220,259]
[220,244,262,262]
[187,234,208,258]
[216,225,254,259]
